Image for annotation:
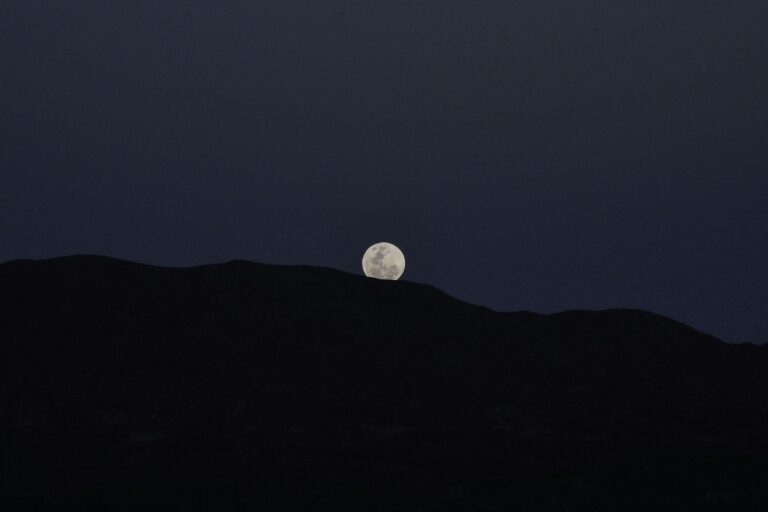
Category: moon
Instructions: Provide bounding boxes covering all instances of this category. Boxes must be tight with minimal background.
[362,242,406,280]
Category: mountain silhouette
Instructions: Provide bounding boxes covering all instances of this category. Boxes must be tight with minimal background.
[1,255,767,511]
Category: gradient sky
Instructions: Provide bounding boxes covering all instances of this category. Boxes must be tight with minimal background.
[1,1,766,343]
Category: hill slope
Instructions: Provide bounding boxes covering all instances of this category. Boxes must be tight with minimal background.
[1,256,767,510]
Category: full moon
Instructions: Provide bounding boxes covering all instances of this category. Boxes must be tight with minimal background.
[362,242,406,280]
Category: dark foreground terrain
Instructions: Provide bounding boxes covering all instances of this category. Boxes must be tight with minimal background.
[1,256,767,510]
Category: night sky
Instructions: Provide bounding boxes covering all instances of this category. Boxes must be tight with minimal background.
[1,1,766,343]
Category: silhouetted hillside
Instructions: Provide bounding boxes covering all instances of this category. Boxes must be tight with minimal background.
[1,256,767,510]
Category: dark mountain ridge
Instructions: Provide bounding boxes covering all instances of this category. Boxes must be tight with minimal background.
[1,256,767,510]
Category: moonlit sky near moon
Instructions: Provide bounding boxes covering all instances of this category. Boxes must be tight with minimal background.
[1,1,767,343]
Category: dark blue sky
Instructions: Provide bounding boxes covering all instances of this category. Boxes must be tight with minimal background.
[1,1,766,343]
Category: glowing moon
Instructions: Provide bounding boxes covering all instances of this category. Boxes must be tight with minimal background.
[362,242,405,280]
